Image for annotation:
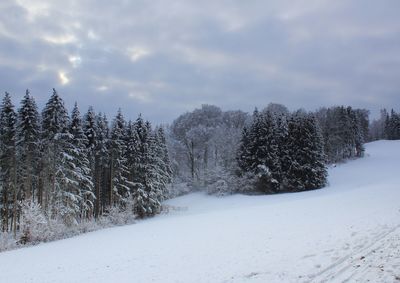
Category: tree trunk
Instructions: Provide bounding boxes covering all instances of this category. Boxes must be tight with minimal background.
[109,153,114,207]
[12,156,18,236]
[2,186,9,232]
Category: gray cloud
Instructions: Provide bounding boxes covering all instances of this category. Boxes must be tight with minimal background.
[0,0,399,122]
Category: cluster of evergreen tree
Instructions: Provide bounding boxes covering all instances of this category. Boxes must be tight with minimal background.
[384,109,400,140]
[315,106,369,163]
[170,103,369,196]
[237,109,327,193]
[0,89,172,233]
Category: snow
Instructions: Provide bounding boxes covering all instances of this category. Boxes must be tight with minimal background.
[1,140,400,283]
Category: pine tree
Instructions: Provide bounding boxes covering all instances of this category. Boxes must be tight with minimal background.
[94,113,110,215]
[155,127,173,197]
[125,120,140,187]
[386,110,400,140]
[41,89,81,224]
[16,90,40,202]
[253,111,281,193]
[352,109,367,157]
[0,93,17,232]
[285,114,327,192]
[83,106,97,151]
[69,103,95,219]
[132,117,162,217]
[83,106,99,216]
[237,108,259,173]
[237,109,282,193]
[146,126,171,202]
[316,106,369,163]
[144,126,164,209]
[391,110,398,139]
[109,109,130,207]
[272,112,289,192]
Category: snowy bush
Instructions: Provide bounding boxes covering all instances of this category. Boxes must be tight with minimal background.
[204,167,237,196]
[102,198,136,226]
[169,181,192,197]
[0,232,18,252]
[19,201,54,244]
[76,219,100,234]
[234,171,258,194]
[207,179,229,196]
[102,206,126,225]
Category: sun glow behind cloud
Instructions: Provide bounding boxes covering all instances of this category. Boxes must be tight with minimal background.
[58,71,69,85]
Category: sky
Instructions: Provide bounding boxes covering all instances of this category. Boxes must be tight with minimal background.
[0,0,399,123]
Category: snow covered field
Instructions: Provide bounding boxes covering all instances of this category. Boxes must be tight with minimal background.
[0,140,399,283]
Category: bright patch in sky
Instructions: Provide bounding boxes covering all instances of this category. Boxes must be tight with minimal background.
[69,55,82,68]
[43,34,77,45]
[58,71,70,85]
[97,85,109,91]
[128,47,150,62]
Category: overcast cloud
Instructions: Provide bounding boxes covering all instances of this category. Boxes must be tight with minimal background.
[0,0,399,122]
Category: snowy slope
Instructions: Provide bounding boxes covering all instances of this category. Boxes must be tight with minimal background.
[0,140,399,283]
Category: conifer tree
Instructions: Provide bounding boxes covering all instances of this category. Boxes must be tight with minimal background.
[69,103,95,219]
[125,120,140,187]
[285,113,327,192]
[132,117,162,217]
[385,110,400,140]
[16,90,40,202]
[83,107,99,215]
[237,109,282,193]
[109,109,130,207]
[0,93,17,232]
[94,113,110,215]
[41,89,76,223]
[237,108,259,173]
[253,111,281,192]
[155,127,173,191]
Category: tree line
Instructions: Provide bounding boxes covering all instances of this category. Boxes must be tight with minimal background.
[0,89,172,236]
[315,106,369,163]
[0,93,375,246]
[369,109,400,141]
[169,103,370,196]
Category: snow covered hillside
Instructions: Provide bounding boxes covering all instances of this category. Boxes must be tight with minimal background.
[0,140,399,283]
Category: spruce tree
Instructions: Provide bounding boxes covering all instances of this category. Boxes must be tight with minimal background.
[237,109,282,193]
[285,113,327,192]
[253,111,281,193]
[132,116,162,217]
[386,110,400,140]
[155,127,173,197]
[83,106,99,216]
[0,93,17,232]
[125,120,140,187]
[237,108,259,173]
[41,89,79,224]
[69,103,95,219]
[16,90,40,202]
[109,109,130,207]
[94,113,110,215]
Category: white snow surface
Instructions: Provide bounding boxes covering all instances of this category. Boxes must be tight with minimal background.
[1,140,400,283]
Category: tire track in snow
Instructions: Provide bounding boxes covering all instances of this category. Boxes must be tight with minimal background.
[306,224,400,283]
